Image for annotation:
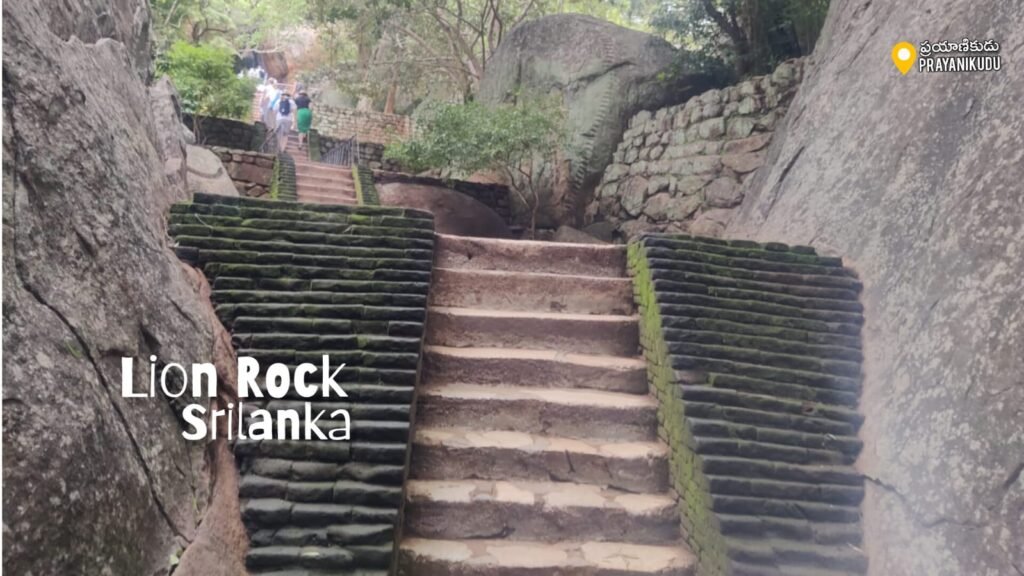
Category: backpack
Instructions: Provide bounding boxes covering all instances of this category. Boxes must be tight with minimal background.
[279,99,291,116]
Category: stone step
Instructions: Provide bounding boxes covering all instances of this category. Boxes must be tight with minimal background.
[643,245,856,279]
[650,270,859,303]
[411,426,668,492]
[292,162,355,179]
[415,383,658,441]
[422,345,648,393]
[242,498,398,529]
[730,562,861,576]
[234,439,407,465]
[715,514,861,545]
[646,256,862,292]
[640,236,842,268]
[671,355,860,395]
[174,236,433,261]
[725,537,867,573]
[243,459,405,484]
[680,395,858,437]
[427,306,639,356]
[664,328,862,363]
[216,290,427,308]
[215,277,429,296]
[659,302,860,339]
[436,233,628,278]
[658,309,861,350]
[297,189,357,203]
[429,268,634,315]
[705,474,863,506]
[682,374,860,413]
[246,543,391,571]
[295,173,356,187]
[169,223,434,251]
[699,456,862,487]
[404,479,678,544]
[398,537,696,576]
[688,418,862,457]
[241,475,403,507]
[710,493,861,523]
[659,292,864,329]
[231,332,421,352]
[216,302,426,323]
[230,315,422,337]
[249,523,394,548]
[204,263,430,284]
[170,213,424,238]
[693,434,852,466]
[172,201,428,227]
[237,347,419,370]
[188,249,431,272]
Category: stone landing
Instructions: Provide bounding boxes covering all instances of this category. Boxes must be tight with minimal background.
[398,234,697,575]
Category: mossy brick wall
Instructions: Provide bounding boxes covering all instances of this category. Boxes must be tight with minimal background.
[169,193,435,575]
[629,234,867,576]
[184,113,262,150]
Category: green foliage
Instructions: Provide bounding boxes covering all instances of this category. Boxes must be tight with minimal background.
[157,41,255,120]
[653,0,830,77]
[151,0,306,55]
[385,97,566,233]
[384,98,564,178]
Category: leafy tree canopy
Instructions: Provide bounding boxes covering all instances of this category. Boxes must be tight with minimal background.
[157,41,255,120]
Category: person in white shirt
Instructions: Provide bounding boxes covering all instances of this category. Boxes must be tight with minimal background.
[275,93,294,152]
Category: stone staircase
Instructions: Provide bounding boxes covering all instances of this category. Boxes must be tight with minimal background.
[398,234,697,575]
[282,135,359,206]
[169,193,436,575]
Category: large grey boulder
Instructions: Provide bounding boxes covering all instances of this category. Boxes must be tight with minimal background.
[186,145,240,197]
[478,14,711,227]
[727,2,1024,574]
[379,182,511,238]
[2,0,241,574]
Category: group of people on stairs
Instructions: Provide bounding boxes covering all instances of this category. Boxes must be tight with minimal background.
[259,78,313,152]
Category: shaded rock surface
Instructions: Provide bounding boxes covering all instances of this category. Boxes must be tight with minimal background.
[2,1,233,574]
[379,182,511,238]
[726,2,1024,574]
[187,144,240,197]
[479,14,711,227]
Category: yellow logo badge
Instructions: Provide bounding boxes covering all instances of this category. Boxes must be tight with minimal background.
[892,42,917,74]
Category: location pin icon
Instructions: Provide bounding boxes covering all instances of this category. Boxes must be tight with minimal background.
[892,42,917,75]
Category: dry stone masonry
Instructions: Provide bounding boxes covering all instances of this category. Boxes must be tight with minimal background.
[587,60,804,239]
[629,234,866,576]
[169,193,435,574]
[209,146,276,198]
[313,105,414,145]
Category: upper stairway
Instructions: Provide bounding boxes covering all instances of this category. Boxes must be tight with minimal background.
[398,234,697,576]
[281,134,358,206]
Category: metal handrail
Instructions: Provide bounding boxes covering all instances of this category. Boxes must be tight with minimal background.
[322,134,360,167]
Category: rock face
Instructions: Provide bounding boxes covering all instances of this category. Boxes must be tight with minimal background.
[726,2,1024,574]
[2,1,232,574]
[379,182,512,238]
[478,14,710,227]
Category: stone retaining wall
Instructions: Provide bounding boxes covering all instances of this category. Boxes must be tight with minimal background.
[586,60,804,240]
[312,105,413,145]
[629,233,866,576]
[185,114,263,150]
[209,146,276,198]
[312,131,399,171]
[169,193,435,574]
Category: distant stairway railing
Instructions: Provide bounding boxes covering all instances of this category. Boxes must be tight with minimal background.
[322,135,361,167]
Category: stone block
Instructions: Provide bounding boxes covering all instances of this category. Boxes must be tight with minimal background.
[704,177,743,208]
[726,117,756,139]
[621,177,650,217]
[697,118,726,140]
[721,152,765,174]
[722,132,772,155]
[643,193,701,223]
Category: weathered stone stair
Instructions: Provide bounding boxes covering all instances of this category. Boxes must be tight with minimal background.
[398,234,697,575]
[630,234,867,576]
[169,193,435,575]
[283,135,358,205]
